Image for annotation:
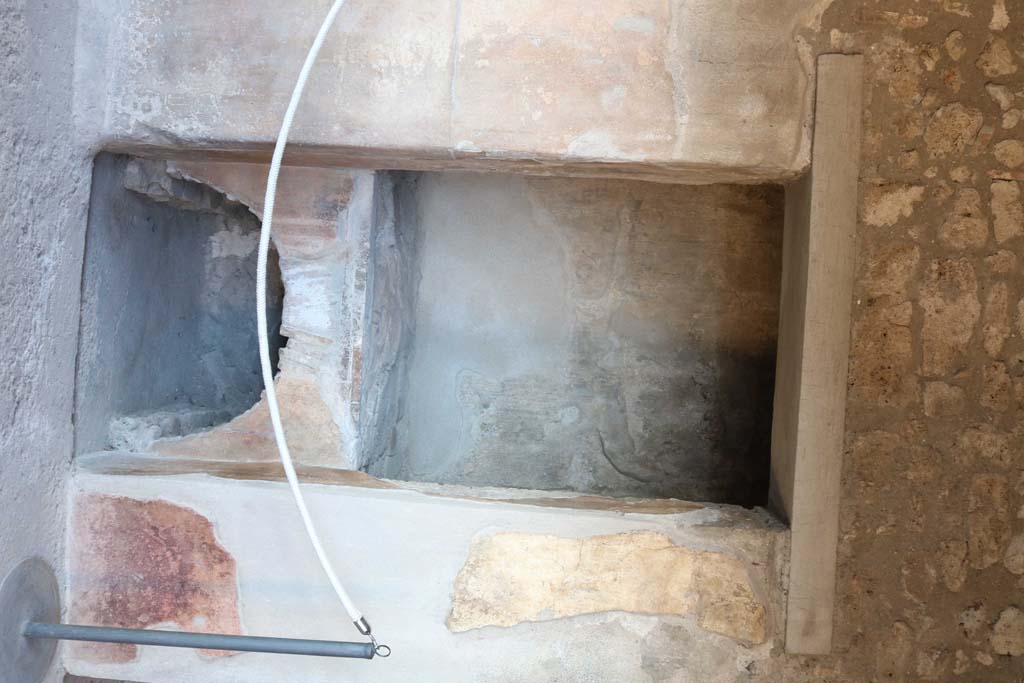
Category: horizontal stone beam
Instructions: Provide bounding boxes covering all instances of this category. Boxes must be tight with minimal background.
[67,454,788,682]
[76,0,829,183]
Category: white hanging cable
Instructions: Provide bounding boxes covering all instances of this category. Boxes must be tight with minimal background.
[255,0,386,653]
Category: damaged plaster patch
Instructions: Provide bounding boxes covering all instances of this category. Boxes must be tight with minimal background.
[151,161,371,469]
[154,375,343,466]
[75,155,286,455]
[446,531,767,643]
[566,130,625,159]
[210,225,258,258]
[70,494,242,663]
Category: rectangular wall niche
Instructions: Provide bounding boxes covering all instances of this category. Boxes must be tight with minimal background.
[362,172,783,505]
[74,154,285,454]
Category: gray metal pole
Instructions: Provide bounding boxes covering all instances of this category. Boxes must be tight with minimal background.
[22,622,376,660]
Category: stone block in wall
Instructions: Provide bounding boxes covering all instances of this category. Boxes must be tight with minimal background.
[66,460,789,682]
[79,0,831,183]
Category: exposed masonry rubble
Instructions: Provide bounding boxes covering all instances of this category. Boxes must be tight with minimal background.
[74,155,285,455]
[150,162,374,469]
[783,1,1024,680]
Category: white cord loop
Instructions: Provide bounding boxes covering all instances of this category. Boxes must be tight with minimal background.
[256,0,379,643]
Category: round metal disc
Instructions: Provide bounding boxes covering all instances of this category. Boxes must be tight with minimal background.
[0,558,60,683]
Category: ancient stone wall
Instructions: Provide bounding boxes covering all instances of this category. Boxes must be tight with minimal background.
[782,1,1024,679]
[41,0,1024,679]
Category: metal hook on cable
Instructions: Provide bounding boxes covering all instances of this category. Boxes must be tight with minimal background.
[370,634,391,658]
[355,616,390,658]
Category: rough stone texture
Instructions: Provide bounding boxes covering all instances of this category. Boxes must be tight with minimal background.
[991,179,1024,243]
[921,258,981,376]
[992,0,1012,30]
[386,172,781,503]
[980,361,1012,410]
[924,103,984,157]
[848,301,918,411]
[1,1,91,681]
[1004,533,1024,574]
[447,531,767,643]
[73,0,831,184]
[938,188,989,249]
[987,248,1018,273]
[976,38,1018,78]
[923,381,966,416]
[68,494,242,663]
[861,242,920,297]
[957,424,1014,468]
[148,162,374,468]
[937,539,968,593]
[74,155,285,455]
[987,83,1015,111]
[967,474,1011,570]
[991,606,1024,656]
[995,139,1024,168]
[875,621,914,681]
[789,3,1024,680]
[862,183,925,226]
[982,281,1011,356]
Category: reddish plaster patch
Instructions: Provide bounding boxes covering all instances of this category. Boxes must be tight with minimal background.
[69,494,242,663]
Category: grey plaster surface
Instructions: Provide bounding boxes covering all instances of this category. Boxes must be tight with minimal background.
[1,1,92,681]
[74,155,283,454]
[366,172,782,504]
[358,174,420,473]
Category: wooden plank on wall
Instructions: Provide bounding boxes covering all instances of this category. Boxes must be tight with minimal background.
[771,53,864,656]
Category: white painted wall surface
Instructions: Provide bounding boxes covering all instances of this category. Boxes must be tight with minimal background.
[67,467,786,683]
